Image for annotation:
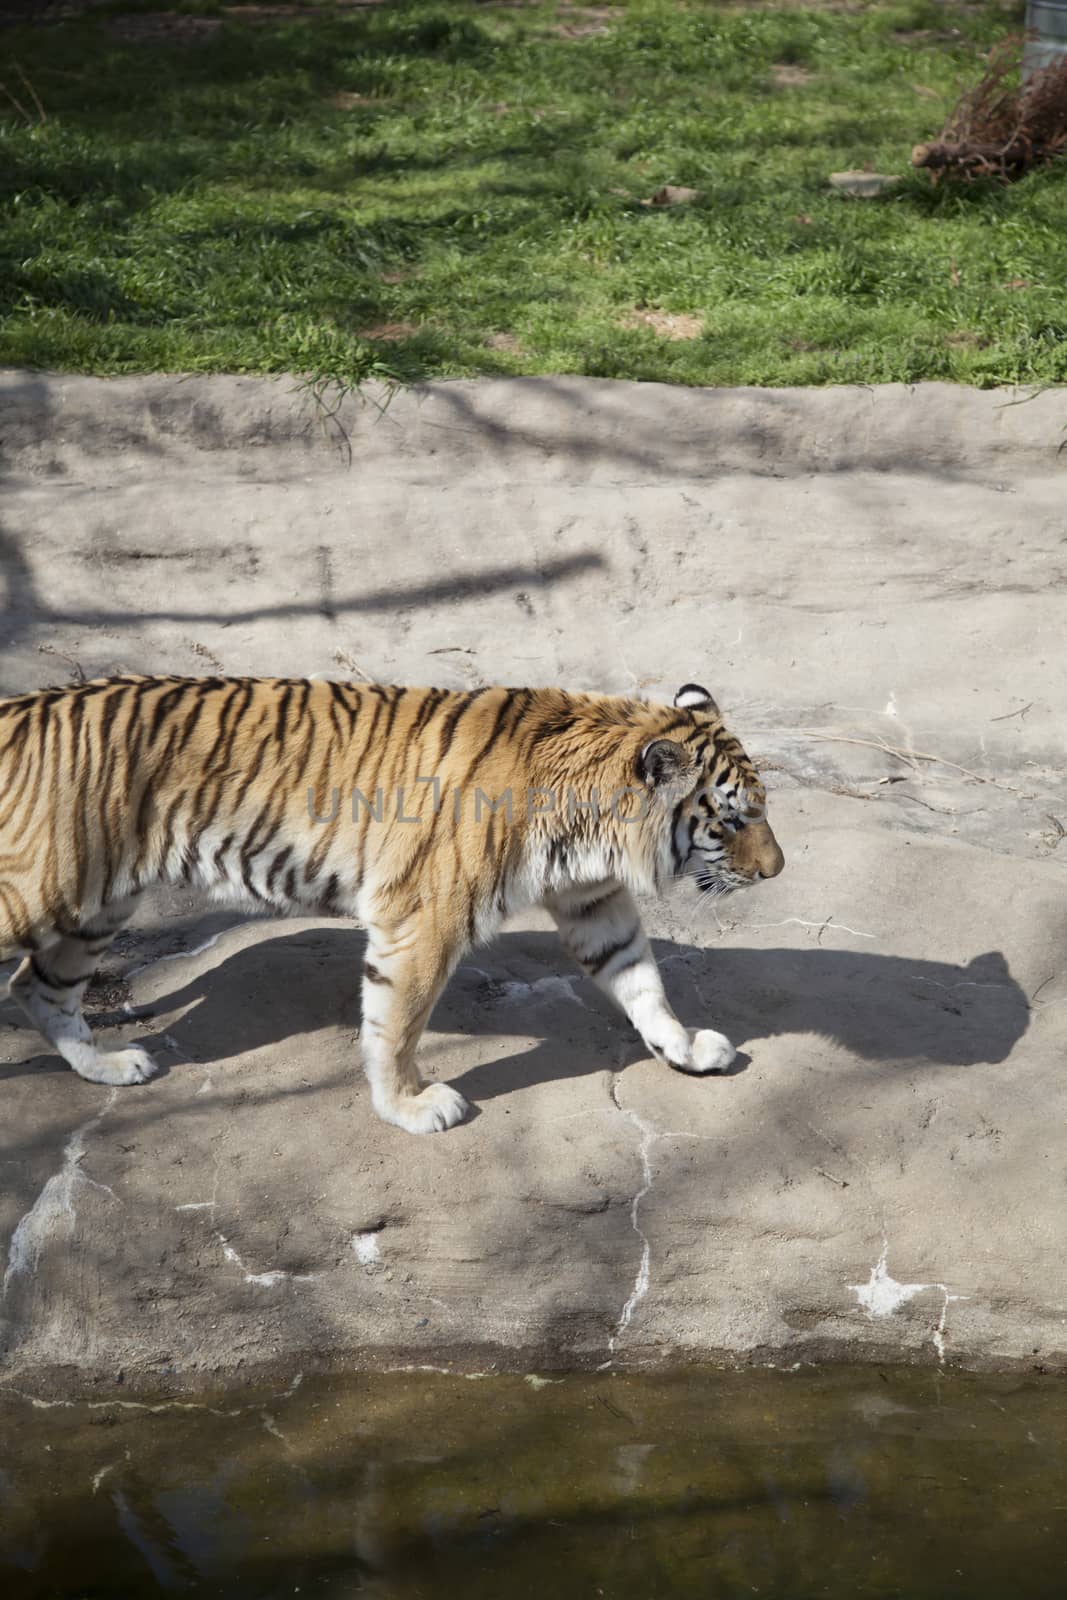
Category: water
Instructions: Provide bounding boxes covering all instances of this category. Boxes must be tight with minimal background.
[2,1366,1066,1598]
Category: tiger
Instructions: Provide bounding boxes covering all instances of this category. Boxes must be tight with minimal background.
[0,675,783,1134]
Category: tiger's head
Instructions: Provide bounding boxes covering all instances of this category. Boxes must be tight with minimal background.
[637,683,784,897]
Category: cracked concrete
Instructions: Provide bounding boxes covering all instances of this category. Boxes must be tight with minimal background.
[604,1082,656,1362]
[848,1238,966,1365]
[1,1092,118,1299]
[0,371,1065,1390]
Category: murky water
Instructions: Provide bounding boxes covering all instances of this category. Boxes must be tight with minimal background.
[2,1366,1065,1598]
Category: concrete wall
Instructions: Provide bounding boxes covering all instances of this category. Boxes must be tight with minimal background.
[1,373,1064,1391]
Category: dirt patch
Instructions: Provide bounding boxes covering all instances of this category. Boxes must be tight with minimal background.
[0,0,107,25]
[107,12,221,45]
[944,330,992,349]
[83,970,136,1027]
[829,170,901,197]
[222,3,390,20]
[105,0,390,42]
[893,27,964,44]
[550,5,620,39]
[327,91,385,111]
[640,184,702,208]
[718,0,865,10]
[359,321,418,342]
[223,4,311,18]
[619,308,704,341]
[486,332,524,354]
[772,63,814,88]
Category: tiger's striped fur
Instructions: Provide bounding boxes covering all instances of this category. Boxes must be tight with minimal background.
[0,675,783,1133]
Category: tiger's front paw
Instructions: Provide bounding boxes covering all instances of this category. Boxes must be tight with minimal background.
[655,1024,739,1075]
[690,1029,735,1075]
[76,1044,160,1087]
[380,1082,471,1135]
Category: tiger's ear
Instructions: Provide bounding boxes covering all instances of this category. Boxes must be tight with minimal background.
[674,683,718,714]
[638,739,700,795]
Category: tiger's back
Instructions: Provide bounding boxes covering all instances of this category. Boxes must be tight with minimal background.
[0,674,494,947]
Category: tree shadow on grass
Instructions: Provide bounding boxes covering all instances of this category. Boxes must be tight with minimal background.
[0,1,838,385]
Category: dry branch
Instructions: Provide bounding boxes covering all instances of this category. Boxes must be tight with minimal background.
[912,36,1067,181]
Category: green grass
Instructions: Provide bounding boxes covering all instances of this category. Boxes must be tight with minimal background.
[1,0,1064,387]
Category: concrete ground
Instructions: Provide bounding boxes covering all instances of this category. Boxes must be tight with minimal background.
[0,371,1064,1391]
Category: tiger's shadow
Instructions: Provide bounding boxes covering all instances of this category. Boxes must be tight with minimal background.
[72,926,1030,1097]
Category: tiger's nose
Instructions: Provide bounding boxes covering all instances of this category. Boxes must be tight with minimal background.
[759,833,785,878]
[740,821,784,880]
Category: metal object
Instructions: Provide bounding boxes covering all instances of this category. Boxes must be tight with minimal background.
[1024,1,1067,77]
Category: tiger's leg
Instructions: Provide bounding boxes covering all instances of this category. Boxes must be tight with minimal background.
[360,918,471,1135]
[8,899,158,1087]
[547,883,735,1075]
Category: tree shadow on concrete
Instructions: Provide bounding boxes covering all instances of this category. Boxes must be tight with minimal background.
[407,377,1031,486]
[0,509,604,662]
[0,924,1027,1092]
[196,926,1025,1075]
[0,918,1029,1266]
[0,917,1047,1413]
